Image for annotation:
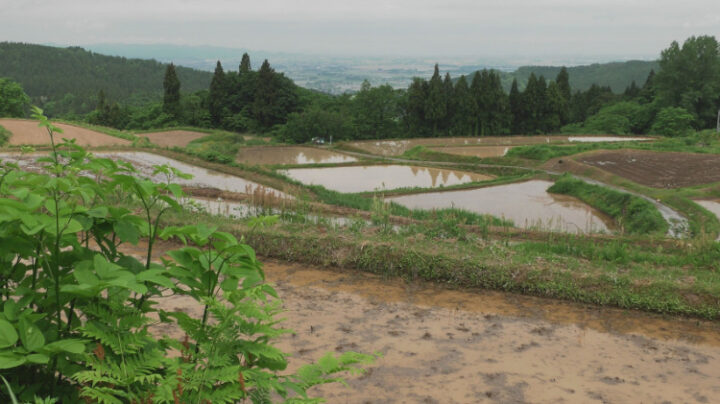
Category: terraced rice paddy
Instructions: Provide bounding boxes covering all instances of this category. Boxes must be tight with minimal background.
[237,146,357,165]
[389,180,613,233]
[0,118,130,146]
[281,164,493,193]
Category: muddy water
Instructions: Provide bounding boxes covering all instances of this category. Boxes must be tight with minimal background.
[281,165,493,193]
[349,136,653,156]
[94,152,290,198]
[237,146,357,165]
[429,145,511,158]
[145,255,720,403]
[389,180,613,233]
[568,136,650,143]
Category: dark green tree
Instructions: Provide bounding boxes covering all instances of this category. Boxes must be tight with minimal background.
[239,53,251,74]
[469,71,483,135]
[451,75,476,136]
[251,59,298,130]
[655,35,720,128]
[208,61,226,126]
[523,73,547,133]
[555,67,572,124]
[424,64,447,136]
[442,72,455,135]
[0,78,30,117]
[162,63,181,119]
[509,79,525,134]
[405,78,429,136]
[353,80,402,139]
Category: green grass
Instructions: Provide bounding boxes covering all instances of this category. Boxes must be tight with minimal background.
[548,174,668,235]
[159,203,720,319]
[506,132,720,161]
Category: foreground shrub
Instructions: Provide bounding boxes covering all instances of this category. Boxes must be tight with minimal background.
[0,108,372,403]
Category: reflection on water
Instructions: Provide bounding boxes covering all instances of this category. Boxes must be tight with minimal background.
[429,146,511,157]
[94,152,289,198]
[0,151,289,199]
[568,136,650,143]
[389,180,613,233]
[237,146,357,165]
[281,165,493,193]
[349,136,651,156]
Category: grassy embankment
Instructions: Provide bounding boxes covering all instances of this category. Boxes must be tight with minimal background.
[156,200,720,319]
[548,175,668,235]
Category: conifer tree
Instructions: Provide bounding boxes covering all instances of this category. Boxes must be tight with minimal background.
[509,79,524,134]
[442,72,455,136]
[555,67,572,124]
[208,60,226,126]
[424,64,447,136]
[469,71,483,135]
[544,81,565,132]
[239,53,251,74]
[451,75,476,136]
[162,63,181,119]
[406,78,429,136]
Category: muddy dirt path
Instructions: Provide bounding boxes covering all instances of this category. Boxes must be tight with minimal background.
[147,249,720,403]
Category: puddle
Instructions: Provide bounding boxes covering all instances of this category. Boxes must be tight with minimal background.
[429,145,511,157]
[237,146,357,165]
[281,164,493,193]
[388,180,613,233]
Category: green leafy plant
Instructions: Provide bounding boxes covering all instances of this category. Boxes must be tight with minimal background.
[0,108,373,403]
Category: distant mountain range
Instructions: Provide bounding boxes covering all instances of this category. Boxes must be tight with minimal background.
[0,42,658,116]
[83,43,659,93]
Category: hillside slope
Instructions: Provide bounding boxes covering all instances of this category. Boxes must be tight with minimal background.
[498,60,658,93]
[0,42,212,115]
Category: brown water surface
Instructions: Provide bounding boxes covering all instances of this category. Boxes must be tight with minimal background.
[281,164,493,193]
[389,180,612,233]
[429,145,512,157]
[237,146,357,165]
[348,135,652,156]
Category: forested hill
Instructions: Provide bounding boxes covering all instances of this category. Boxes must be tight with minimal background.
[0,42,212,115]
[498,60,659,93]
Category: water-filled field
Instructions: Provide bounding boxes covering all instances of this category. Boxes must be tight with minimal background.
[237,146,357,165]
[389,180,613,233]
[281,164,493,193]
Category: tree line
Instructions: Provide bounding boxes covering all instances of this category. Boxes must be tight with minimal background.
[3,35,719,140]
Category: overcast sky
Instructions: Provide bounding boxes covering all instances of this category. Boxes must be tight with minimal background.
[1,0,719,61]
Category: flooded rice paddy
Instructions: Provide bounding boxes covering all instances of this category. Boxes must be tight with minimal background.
[95,152,290,198]
[281,164,493,193]
[349,135,651,156]
[389,180,613,233]
[236,146,357,165]
[429,145,512,157]
[0,151,289,199]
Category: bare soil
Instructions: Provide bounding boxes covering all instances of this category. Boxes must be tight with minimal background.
[144,250,720,403]
[579,149,720,188]
[0,119,130,147]
[139,130,208,148]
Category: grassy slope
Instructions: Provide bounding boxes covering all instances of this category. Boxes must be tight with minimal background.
[548,175,668,235]
[161,204,720,319]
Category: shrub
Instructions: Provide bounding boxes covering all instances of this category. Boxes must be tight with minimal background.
[0,108,372,403]
[650,107,696,137]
